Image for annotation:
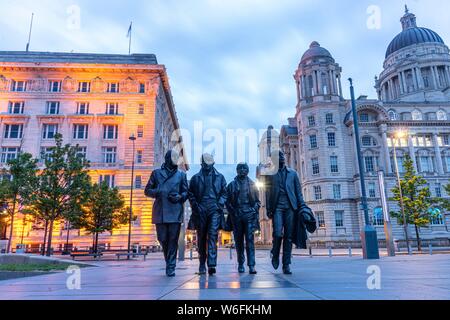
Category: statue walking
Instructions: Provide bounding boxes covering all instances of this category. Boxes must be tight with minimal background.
[145,150,189,277]
[264,151,316,275]
[226,163,261,274]
[188,154,227,276]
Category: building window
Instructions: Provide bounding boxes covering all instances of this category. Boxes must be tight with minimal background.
[373,207,384,226]
[325,113,334,124]
[330,156,339,173]
[1,147,20,163]
[77,102,90,115]
[437,110,447,121]
[73,124,89,140]
[307,115,316,127]
[42,124,58,140]
[316,212,325,228]
[412,110,423,121]
[102,147,117,164]
[359,113,369,123]
[364,156,375,173]
[40,147,55,162]
[391,156,405,173]
[139,83,146,93]
[438,134,449,147]
[362,136,377,147]
[136,150,143,164]
[419,156,433,173]
[4,124,24,139]
[103,125,118,140]
[8,101,24,114]
[11,80,27,92]
[75,147,87,160]
[78,81,91,93]
[335,211,344,227]
[46,102,60,115]
[309,135,318,149]
[99,175,115,188]
[106,103,119,115]
[368,182,376,198]
[107,83,120,93]
[333,184,341,200]
[312,158,320,175]
[135,176,142,189]
[388,110,398,121]
[137,125,144,138]
[313,186,322,201]
[435,184,442,198]
[327,132,336,147]
[138,104,145,115]
[48,81,62,92]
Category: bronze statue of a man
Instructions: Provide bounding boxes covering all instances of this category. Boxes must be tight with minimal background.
[226,163,260,275]
[188,154,227,276]
[264,151,313,275]
[145,150,188,277]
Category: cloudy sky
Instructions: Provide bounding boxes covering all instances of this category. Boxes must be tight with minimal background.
[0,0,449,180]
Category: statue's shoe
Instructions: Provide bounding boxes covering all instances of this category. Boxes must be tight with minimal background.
[198,265,207,275]
[166,268,176,277]
[208,267,216,276]
[249,266,257,275]
[283,265,292,275]
[238,265,245,273]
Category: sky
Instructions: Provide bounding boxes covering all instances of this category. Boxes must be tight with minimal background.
[1,0,449,180]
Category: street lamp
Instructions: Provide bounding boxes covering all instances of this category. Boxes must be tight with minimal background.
[349,78,380,260]
[391,130,411,254]
[127,133,137,258]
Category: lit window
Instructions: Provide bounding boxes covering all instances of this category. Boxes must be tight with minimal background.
[42,124,58,139]
[316,212,325,228]
[4,124,24,139]
[8,102,24,114]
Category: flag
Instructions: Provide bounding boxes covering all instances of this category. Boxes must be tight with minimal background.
[127,22,132,38]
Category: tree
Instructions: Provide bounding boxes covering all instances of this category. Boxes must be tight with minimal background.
[29,134,91,256]
[74,182,129,253]
[0,153,38,253]
[390,156,436,251]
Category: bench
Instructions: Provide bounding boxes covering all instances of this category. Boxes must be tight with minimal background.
[70,253,103,261]
[116,252,148,261]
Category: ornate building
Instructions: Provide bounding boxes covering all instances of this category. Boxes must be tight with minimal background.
[273,9,450,247]
[0,51,185,252]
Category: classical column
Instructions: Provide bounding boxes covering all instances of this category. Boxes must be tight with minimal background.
[317,70,323,95]
[433,133,444,175]
[382,127,392,174]
[398,73,404,95]
[401,71,408,93]
[415,67,424,89]
[431,66,439,89]
[312,71,317,96]
[407,136,418,172]
[388,79,395,100]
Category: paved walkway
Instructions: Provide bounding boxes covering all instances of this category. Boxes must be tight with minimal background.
[0,249,449,300]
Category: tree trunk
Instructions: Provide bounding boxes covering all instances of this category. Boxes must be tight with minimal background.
[42,220,48,256]
[46,220,54,257]
[94,232,99,254]
[6,199,17,253]
[415,225,422,252]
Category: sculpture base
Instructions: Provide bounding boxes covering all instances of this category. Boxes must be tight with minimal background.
[361,226,380,260]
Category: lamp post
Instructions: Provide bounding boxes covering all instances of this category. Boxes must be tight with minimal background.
[391,131,411,254]
[127,134,137,257]
[349,78,380,260]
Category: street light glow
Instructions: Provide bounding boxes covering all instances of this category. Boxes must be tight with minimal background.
[255,180,264,190]
[395,130,408,139]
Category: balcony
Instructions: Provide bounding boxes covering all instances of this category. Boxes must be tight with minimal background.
[90,161,124,169]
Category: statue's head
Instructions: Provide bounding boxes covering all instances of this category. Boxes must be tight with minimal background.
[278,151,286,168]
[236,163,249,179]
[201,153,215,172]
[164,150,179,169]
[269,150,286,170]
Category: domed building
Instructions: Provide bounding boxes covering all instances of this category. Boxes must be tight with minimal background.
[272,8,450,248]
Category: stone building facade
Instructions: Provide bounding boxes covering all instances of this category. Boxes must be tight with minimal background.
[0,51,185,252]
[264,9,450,247]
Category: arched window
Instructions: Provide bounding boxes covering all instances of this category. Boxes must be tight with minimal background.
[437,110,447,121]
[388,110,398,121]
[412,110,423,121]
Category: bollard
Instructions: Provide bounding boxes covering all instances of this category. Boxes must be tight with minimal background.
[328,247,332,258]
[309,246,313,258]
[230,247,233,260]
[407,245,412,256]
[429,244,433,256]
[348,247,352,257]
[190,247,193,260]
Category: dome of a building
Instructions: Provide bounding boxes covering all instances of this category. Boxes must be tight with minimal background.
[300,41,333,63]
[385,7,445,58]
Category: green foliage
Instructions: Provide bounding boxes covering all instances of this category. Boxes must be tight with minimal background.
[438,184,450,212]
[0,263,88,272]
[389,156,435,227]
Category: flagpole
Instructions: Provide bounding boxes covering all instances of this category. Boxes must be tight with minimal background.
[26,13,34,52]
[128,22,133,55]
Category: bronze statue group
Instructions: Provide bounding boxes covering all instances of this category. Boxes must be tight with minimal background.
[145,150,316,277]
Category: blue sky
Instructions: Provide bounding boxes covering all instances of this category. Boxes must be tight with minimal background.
[0,0,449,180]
